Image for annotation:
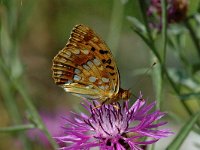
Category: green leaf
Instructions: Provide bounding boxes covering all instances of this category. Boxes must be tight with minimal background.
[179,92,200,100]
[168,68,200,91]
[167,111,200,150]
[127,16,146,34]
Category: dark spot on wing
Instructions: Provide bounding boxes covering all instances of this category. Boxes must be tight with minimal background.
[102,59,111,64]
[106,59,111,64]
[106,65,114,70]
[99,50,109,54]
[91,47,95,51]
[102,59,106,63]
[110,72,115,76]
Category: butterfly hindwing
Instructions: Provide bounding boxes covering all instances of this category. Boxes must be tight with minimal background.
[52,24,120,102]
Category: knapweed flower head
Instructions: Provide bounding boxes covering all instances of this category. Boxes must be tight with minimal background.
[57,94,172,150]
[147,0,188,29]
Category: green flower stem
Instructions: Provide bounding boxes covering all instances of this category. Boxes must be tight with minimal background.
[167,111,200,150]
[138,0,194,118]
[154,0,167,111]
[161,0,167,64]
[184,20,200,58]
[0,124,35,133]
[0,73,21,125]
[138,0,161,62]
[152,61,162,111]
[164,69,193,116]
[151,1,167,149]
[107,0,125,56]
[0,73,30,149]
[1,0,57,148]
[139,0,163,112]
[168,36,189,68]
[0,60,58,149]
[0,5,30,148]
[14,81,58,149]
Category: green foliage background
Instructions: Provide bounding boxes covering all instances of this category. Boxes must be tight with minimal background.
[0,0,200,149]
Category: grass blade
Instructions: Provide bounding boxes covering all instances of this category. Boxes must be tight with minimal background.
[167,111,200,150]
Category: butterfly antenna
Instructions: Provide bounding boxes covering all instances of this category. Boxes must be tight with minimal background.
[130,62,156,98]
[131,93,141,100]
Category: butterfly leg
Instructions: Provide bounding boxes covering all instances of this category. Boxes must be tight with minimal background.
[112,103,119,110]
[92,104,102,110]
[92,99,108,110]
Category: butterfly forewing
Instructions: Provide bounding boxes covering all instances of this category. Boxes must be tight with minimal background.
[52,24,120,103]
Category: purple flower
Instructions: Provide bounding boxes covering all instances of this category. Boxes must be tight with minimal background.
[147,0,188,30]
[56,94,172,150]
[27,107,68,147]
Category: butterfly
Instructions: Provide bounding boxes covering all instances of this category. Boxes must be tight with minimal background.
[52,24,131,105]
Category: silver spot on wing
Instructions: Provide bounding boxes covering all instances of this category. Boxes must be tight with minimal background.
[102,77,109,83]
[93,58,101,66]
[81,49,89,55]
[83,64,90,71]
[72,49,80,54]
[74,75,81,81]
[75,68,81,74]
[99,85,105,90]
[89,76,97,83]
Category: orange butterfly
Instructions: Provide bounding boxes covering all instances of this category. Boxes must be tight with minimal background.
[52,24,131,105]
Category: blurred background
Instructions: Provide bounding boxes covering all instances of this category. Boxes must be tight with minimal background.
[0,0,200,149]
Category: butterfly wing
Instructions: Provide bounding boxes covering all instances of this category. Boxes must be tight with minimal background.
[52,24,119,103]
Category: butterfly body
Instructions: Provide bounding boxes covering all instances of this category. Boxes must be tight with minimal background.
[52,24,131,104]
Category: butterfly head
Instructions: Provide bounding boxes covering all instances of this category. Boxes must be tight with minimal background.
[119,88,131,101]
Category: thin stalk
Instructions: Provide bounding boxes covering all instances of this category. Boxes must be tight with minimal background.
[167,111,200,150]
[0,60,58,149]
[0,0,55,148]
[161,0,167,64]
[151,2,167,149]
[153,61,162,110]
[138,0,161,62]
[0,74,21,125]
[107,0,125,56]
[164,68,193,115]
[154,0,167,110]
[0,124,35,133]
[0,9,30,149]
[137,0,194,119]
[184,20,200,58]
[14,81,58,149]
[0,73,30,149]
